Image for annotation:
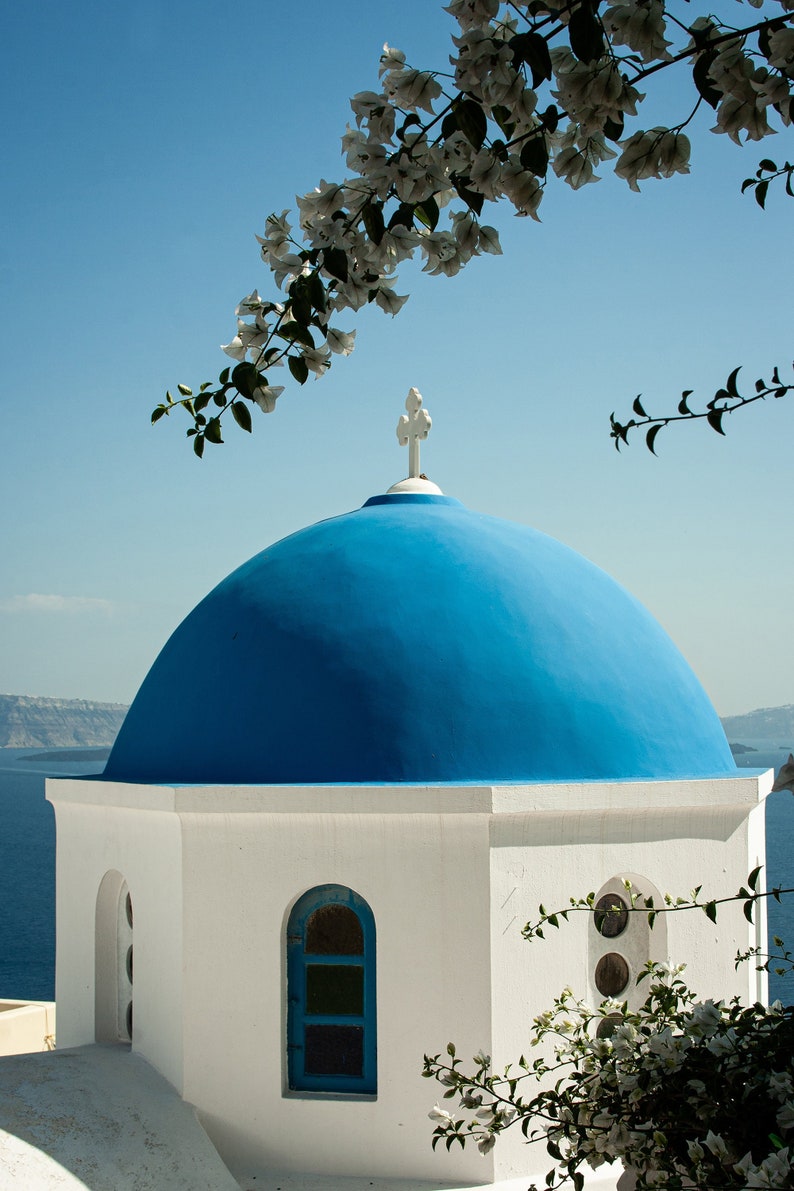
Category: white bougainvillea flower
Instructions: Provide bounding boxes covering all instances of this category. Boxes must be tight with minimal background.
[383,67,442,114]
[251,385,284,413]
[477,225,502,254]
[300,345,332,376]
[428,1104,455,1126]
[379,43,406,76]
[326,327,356,355]
[603,0,672,64]
[768,26,794,71]
[444,0,500,33]
[375,282,410,314]
[221,334,247,361]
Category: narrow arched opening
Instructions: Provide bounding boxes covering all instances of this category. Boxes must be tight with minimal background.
[95,870,133,1044]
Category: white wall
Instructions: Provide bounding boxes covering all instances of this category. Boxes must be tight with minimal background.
[178,806,494,1185]
[47,773,770,1189]
[487,776,769,1182]
[47,781,184,1091]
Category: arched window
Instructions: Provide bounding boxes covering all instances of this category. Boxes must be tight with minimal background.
[95,870,133,1044]
[286,885,376,1095]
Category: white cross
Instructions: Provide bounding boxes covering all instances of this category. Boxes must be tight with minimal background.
[396,388,431,478]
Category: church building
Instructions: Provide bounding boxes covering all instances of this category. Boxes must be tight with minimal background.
[15,392,774,1188]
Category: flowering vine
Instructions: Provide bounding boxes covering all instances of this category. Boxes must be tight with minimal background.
[152,0,794,456]
[424,872,794,1190]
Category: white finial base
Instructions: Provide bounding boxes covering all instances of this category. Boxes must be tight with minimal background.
[386,477,443,495]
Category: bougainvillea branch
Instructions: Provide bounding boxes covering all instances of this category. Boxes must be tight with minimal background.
[424,872,794,1190]
[609,362,794,452]
[152,0,794,455]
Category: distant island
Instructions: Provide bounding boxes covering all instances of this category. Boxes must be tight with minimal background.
[728,742,758,755]
[0,694,791,752]
[720,704,794,742]
[0,695,128,749]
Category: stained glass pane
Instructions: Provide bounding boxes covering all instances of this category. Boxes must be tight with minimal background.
[306,904,363,955]
[306,965,363,1015]
[595,952,630,996]
[594,894,629,938]
[305,1025,364,1076]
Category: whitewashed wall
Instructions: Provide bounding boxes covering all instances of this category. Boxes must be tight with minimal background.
[48,773,769,1188]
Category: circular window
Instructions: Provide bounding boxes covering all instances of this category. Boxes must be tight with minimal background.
[596,1014,623,1039]
[594,894,628,938]
[595,952,630,997]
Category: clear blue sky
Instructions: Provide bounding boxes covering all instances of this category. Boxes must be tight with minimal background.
[0,0,791,717]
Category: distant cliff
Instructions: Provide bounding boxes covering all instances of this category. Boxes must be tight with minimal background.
[721,705,794,741]
[0,694,128,748]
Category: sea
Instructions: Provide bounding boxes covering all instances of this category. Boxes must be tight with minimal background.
[0,742,792,1005]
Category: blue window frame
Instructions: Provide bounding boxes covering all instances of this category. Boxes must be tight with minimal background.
[287,885,376,1094]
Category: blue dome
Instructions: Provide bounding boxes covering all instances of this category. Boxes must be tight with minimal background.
[105,493,735,785]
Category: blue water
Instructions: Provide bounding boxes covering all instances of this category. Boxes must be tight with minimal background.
[0,743,792,1003]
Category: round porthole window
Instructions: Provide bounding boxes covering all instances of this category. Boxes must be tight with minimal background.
[595,952,630,997]
[594,894,629,938]
[596,1014,624,1039]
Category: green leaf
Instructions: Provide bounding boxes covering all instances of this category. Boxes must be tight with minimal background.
[362,200,385,246]
[568,3,604,63]
[759,158,777,173]
[289,277,313,326]
[231,401,252,432]
[509,31,552,86]
[678,390,693,415]
[748,865,762,891]
[632,395,647,417]
[322,246,349,283]
[415,196,440,231]
[693,52,721,109]
[177,383,193,397]
[193,434,205,458]
[755,180,769,209]
[520,135,549,177]
[743,899,755,923]
[151,406,167,424]
[280,321,316,350]
[219,367,230,385]
[726,366,741,398]
[491,105,515,139]
[603,114,624,142]
[204,417,223,444]
[705,900,718,923]
[288,355,309,384]
[441,110,458,139]
[166,390,174,404]
[456,98,487,150]
[447,1042,456,1058]
[706,408,726,436]
[397,113,421,140]
[388,201,416,231]
[540,105,559,134]
[645,424,662,455]
[451,176,484,215]
[231,361,261,399]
